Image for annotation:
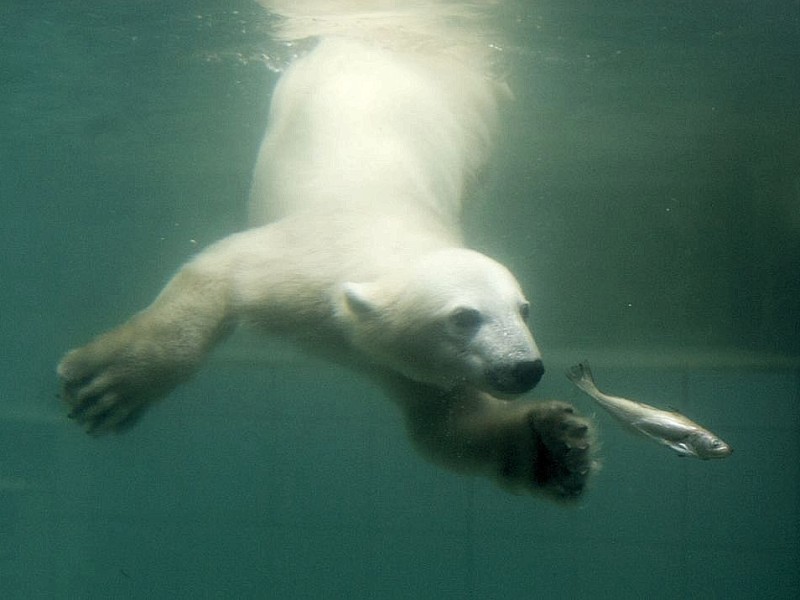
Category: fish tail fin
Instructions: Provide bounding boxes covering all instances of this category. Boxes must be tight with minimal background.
[565,361,602,396]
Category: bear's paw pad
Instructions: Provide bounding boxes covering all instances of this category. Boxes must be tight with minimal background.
[528,401,596,502]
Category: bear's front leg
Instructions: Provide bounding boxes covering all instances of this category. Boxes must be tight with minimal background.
[385,378,597,503]
[58,253,236,435]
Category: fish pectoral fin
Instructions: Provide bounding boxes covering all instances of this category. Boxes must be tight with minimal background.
[668,441,695,457]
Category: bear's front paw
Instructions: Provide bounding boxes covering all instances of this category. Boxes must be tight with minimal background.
[527,401,597,503]
[57,325,192,435]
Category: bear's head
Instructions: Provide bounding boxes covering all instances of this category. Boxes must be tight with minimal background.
[337,248,543,395]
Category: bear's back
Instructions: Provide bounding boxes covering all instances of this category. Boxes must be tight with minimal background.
[248,37,502,227]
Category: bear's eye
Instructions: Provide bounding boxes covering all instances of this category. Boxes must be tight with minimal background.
[519,302,530,321]
[448,307,483,332]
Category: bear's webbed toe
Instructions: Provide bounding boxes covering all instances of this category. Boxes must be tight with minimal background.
[65,389,147,435]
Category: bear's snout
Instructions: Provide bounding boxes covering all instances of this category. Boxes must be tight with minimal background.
[487,359,544,395]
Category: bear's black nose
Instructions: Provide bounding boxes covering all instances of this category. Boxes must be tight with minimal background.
[487,359,544,394]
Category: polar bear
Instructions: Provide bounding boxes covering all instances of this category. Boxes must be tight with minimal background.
[57,1,595,502]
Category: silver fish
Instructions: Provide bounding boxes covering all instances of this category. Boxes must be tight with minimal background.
[566,362,732,460]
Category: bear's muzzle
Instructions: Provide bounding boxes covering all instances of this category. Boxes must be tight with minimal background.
[486,359,544,395]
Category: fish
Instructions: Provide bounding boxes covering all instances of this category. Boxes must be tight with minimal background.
[565,361,732,460]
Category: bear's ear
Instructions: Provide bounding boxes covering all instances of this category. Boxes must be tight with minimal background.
[342,282,379,318]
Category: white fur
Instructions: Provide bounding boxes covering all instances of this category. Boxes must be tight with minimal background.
[57,0,596,501]
[249,36,500,226]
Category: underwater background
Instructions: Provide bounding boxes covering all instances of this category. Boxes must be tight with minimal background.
[1,1,798,598]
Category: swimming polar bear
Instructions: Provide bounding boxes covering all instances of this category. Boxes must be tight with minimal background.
[58,0,595,502]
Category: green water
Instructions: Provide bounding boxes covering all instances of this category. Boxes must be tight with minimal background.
[1,1,798,598]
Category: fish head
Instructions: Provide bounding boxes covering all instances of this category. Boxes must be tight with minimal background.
[690,432,733,460]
